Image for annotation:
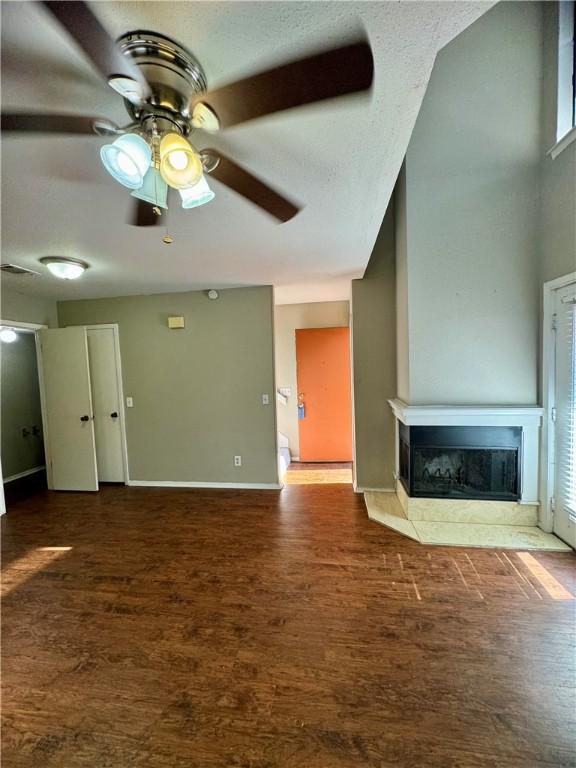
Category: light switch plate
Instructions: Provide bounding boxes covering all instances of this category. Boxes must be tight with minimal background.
[126,397,134,408]
[262,394,269,405]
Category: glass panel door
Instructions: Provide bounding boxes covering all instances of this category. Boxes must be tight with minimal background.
[554,283,576,548]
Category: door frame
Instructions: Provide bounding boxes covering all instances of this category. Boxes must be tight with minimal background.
[540,271,576,533]
[85,324,130,485]
[0,319,48,513]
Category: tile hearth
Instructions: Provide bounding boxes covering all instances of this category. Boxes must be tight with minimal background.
[364,491,571,551]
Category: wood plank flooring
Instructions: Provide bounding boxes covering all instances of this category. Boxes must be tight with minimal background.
[2,484,575,767]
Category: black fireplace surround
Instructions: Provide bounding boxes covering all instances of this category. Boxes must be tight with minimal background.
[399,424,522,501]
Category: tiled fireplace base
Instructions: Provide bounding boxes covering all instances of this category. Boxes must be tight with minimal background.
[364,491,570,551]
[395,482,538,525]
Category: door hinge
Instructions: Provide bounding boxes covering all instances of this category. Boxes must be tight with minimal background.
[551,312,558,331]
[550,497,556,514]
[551,406,557,422]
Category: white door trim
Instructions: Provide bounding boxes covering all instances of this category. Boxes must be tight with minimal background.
[540,271,576,532]
[85,324,130,485]
[0,320,48,513]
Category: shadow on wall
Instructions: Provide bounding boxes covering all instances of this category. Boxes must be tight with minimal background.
[351,201,397,491]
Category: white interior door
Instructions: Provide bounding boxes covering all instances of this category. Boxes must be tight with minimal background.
[553,283,576,548]
[39,327,98,491]
[87,327,125,482]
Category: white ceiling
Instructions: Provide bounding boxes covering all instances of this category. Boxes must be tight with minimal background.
[1,1,492,302]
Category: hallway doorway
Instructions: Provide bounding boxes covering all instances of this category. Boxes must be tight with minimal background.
[284,461,353,484]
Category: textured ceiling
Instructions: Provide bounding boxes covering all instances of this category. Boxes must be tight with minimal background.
[1,1,492,302]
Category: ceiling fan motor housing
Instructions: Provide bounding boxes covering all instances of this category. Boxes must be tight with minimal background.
[116,30,208,134]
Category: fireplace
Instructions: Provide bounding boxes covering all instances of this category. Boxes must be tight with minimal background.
[399,424,522,501]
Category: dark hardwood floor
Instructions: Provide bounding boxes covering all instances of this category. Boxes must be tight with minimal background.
[2,484,575,767]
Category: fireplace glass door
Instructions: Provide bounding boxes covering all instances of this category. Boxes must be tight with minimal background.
[412,446,519,500]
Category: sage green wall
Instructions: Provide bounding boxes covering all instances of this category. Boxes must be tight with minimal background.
[274,300,349,458]
[352,204,397,490]
[1,286,58,327]
[58,286,279,485]
[1,331,45,478]
[399,1,543,405]
[540,1,576,284]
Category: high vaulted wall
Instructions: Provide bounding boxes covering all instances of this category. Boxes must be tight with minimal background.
[58,286,279,486]
[396,1,544,406]
[540,1,576,285]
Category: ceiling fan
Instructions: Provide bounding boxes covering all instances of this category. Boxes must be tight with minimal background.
[2,1,374,226]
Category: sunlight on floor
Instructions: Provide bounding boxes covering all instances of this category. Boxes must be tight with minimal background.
[516,552,574,600]
[1,547,72,597]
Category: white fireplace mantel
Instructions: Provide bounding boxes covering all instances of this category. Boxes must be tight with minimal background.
[388,399,543,428]
[387,399,544,505]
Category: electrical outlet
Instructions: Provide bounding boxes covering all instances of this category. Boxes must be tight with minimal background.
[262,394,269,405]
[234,455,242,467]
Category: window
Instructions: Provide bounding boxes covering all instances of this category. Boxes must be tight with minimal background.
[557,0,576,140]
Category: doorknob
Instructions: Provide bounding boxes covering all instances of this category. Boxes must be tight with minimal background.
[80,415,90,422]
[110,412,118,419]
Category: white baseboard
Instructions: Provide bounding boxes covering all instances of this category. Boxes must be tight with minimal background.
[127,480,283,490]
[3,465,46,484]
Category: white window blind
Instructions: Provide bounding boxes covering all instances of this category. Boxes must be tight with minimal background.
[556,292,576,520]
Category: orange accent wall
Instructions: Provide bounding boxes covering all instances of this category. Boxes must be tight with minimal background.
[295,327,353,462]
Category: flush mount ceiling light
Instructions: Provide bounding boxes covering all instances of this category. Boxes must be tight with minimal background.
[2,10,375,227]
[179,176,215,209]
[40,257,89,280]
[0,328,18,343]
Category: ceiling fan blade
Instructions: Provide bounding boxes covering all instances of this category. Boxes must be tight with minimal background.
[41,1,150,101]
[1,112,116,134]
[130,199,162,227]
[206,151,300,222]
[196,40,373,129]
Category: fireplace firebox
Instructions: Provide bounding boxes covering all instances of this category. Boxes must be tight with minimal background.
[399,424,522,501]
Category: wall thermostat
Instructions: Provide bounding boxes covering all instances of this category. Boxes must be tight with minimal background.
[168,316,185,329]
[207,289,219,300]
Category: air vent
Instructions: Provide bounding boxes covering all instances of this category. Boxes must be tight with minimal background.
[0,263,39,276]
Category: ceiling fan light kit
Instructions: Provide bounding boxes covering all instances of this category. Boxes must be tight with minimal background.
[131,167,169,209]
[100,133,152,189]
[3,3,374,226]
[158,132,203,189]
[179,176,215,209]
